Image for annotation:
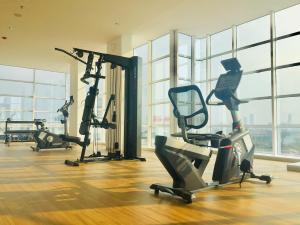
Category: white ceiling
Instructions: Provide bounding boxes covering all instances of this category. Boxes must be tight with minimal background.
[0,0,300,73]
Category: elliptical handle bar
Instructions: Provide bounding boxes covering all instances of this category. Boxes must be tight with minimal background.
[206,89,224,106]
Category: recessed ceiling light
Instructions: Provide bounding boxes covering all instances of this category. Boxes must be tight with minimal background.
[114,22,120,26]
[20,5,24,9]
[1,36,7,40]
[14,13,22,18]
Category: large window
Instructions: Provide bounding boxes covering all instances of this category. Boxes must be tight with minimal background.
[134,34,171,146]
[133,3,300,158]
[177,33,192,86]
[275,4,300,157]
[236,15,272,154]
[0,65,69,136]
[190,5,300,158]
[151,34,171,144]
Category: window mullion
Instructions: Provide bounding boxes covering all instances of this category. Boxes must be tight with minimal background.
[271,11,278,156]
[170,30,177,135]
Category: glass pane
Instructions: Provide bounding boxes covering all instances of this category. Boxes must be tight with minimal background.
[0,80,33,96]
[237,16,270,47]
[142,84,148,107]
[177,57,191,80]
[0,96,33,111]
[34,112,62,123]
[152,104,170,126]
[35,99,65,112]
[276,67,300,95]
[142,64,148,86]
[0,65,34,82]
[195,38,206,59]
[35,84,65,99]
[211,29,232,55]
[152,57,170,81]
[277,97,300,125]
[276,35,300,66]
[249,127,273,154]
[178,33,191,56]
[177,80,191,87]
[152,81,169,103]
[238,72,271,99]
[48,126,64,134]
[240,99,272,126]
[195,60,206,82]
[275,4,300,37]
[134,44,148,64]
[66,74,70,98]
[0,111,33,121]
[196,82,207,98]
[211,54,232,79]
[141,105,148,126]
[237,44,271,72]
[210,105,232,127]
[35,70,66,85]
[141,126,148,146]
[239,98,272,155]
[278,128,300,156]
[152,34,170,60]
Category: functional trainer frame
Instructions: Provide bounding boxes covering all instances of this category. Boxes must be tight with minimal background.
[55,47,143,165]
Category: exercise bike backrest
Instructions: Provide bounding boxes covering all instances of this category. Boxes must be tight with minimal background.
[206,58,247,111]
[168,85,208,130]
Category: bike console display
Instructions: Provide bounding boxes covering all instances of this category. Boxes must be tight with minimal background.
[215,58,242,101]
[206,58,244,111]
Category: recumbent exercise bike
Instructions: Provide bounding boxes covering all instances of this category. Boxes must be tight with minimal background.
[31,96,74,151]
[150,58,271,203]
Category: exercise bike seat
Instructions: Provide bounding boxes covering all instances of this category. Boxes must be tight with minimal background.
[171,132,223,148]
[171,132,222,140]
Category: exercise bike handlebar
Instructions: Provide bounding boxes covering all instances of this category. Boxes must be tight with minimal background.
[206,90,224,106]
[206,89,249,106]
[231,94,249,104]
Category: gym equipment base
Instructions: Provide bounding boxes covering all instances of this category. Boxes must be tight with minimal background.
[150,174,270,204]
[31,145,72,152]
[65,153,146,166]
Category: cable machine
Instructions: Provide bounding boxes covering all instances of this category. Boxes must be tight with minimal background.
[55,47,145,166]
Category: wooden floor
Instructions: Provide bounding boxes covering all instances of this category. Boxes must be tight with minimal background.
[0,143,299,225]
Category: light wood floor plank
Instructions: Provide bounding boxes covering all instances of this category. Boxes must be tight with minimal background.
[0,143,299,225]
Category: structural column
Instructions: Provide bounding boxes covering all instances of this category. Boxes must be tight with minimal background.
[69,59,86,137]
[106,34,133,154]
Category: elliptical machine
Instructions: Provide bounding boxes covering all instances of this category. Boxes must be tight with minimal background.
[31,96,74,151]
[150,58,271,203]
